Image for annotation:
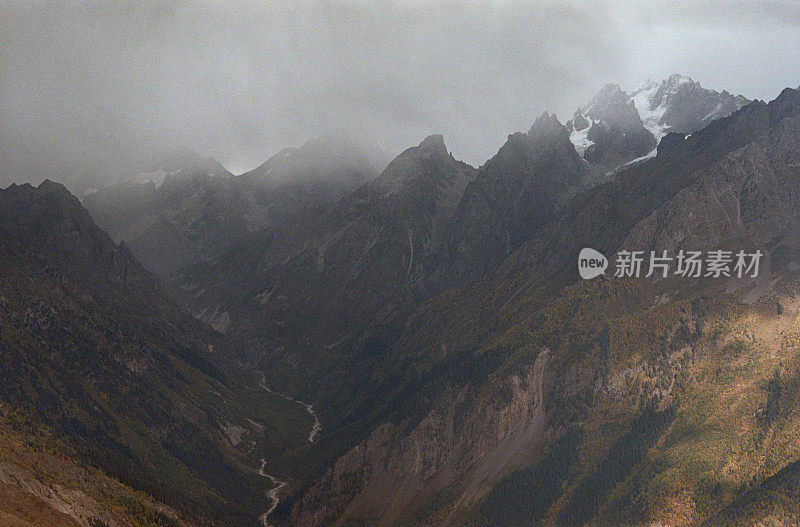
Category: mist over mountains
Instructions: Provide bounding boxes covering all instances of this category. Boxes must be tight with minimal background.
[3,1,799,188]
[81,75,749,281]
[4,3,800,526]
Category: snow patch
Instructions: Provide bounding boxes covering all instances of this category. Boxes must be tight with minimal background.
[606,146,658,177]
[630,81,669,141]
[569,116,595,155]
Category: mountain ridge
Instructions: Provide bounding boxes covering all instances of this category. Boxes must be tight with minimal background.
[84,137,387,276]
[567,75,750,169]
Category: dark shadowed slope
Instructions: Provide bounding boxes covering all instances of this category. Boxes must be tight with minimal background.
[0,180,312,526]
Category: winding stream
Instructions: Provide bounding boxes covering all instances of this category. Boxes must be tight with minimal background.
[257,377,321,526]
[259,459,286,527]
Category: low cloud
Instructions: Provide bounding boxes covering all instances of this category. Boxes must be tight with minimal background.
[2,0,798,188]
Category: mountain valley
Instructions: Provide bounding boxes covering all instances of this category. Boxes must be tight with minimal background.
[3,76,800,527]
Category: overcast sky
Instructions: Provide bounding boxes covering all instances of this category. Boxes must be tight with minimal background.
[2,0,799,188]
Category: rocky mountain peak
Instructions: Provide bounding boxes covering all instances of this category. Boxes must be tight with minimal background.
[9,179,86,220]
[665,72,695,87]
[36,178,75,198]
[369,134,469,198]
[417,133,449,155]
[567,83,655,166]
[565,75,751,168]
[773,86,800,113]
[582,83,644,129]
[593,82,626,101]
[494,113,575,167]
[0,180,148,292]
[631,73,750,139]
[243,134,384,188]
[392,134,453,165]
[527,112,568,140]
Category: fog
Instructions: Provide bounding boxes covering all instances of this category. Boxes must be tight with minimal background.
[2,1,799,189]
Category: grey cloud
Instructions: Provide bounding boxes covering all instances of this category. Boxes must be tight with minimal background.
[1,0,798,190]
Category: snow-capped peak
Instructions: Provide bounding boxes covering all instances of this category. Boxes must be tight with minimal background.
[628,74,749,141]
[565,75,750,167]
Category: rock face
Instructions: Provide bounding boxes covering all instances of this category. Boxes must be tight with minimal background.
[85,171,254,275]
[290,350,550,527]
[1,180,155,296]
[621,113,800,257]
[523,87,800,286]
[567,84,657,168]
[432,112,594,288]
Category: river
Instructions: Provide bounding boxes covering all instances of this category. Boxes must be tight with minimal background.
[258,377,321,526]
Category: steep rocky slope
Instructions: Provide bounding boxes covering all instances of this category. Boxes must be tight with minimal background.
[0,181,313,525]
[430,112,598,289]
[283,88,800,526]
[85,171,255,275]
[0,404,189,527]
[567,84,657,168]
[567,75,750,170]
[631,74,751,140]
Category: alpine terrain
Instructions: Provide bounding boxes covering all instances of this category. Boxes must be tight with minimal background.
[4,71,800,527]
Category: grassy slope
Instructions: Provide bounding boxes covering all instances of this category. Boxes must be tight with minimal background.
[463,269,800,526]
[0,404,183,527]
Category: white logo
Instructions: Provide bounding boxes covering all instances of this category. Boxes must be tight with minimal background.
[578,248,608,279]
[612,249,762,279]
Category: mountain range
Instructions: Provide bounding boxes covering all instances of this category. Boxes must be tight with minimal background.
[5,76,800,526]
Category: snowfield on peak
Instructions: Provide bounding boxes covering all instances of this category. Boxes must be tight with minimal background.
[630,80,670,141]
[569,118,594,155]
